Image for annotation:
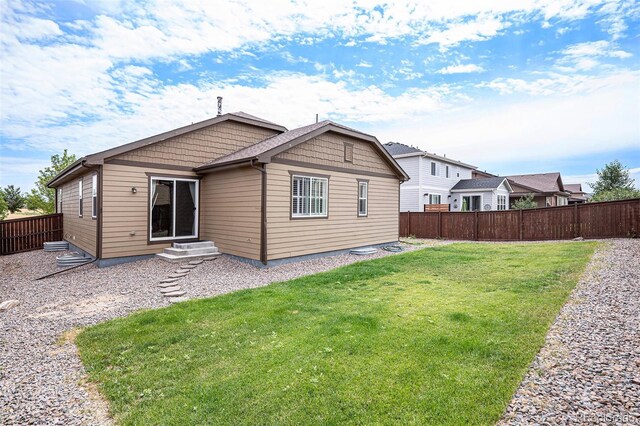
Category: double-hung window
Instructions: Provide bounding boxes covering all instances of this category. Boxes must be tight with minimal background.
[429,194,441,204]
[78,179,83,217]
[358,180,368,217]
[497,195,507,210]
[445,165,450,178]
[91,174,98,218]
[292,175,328,218]
[430,162,437,176]
[57,188,62,213]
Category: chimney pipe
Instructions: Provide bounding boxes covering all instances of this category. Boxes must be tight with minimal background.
[217,96,223,116]
[315,113,318,123]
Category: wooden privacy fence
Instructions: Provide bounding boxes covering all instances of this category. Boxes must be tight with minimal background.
[0,213,63,255]
[400,198,640,241]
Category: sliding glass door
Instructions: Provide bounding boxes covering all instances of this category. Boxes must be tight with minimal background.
[150,177,198,241]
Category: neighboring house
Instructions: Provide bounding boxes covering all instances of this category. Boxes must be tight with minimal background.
[383,142,511,212]
[564,183,589,204]
[449,177,513,212]
[507,172,570,207]
[48,112,408,267]
[471,169,497,179]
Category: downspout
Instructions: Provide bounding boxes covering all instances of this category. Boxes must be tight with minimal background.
[250,160,268,266]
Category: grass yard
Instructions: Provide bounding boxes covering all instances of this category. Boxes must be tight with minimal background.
[77,242,596,425]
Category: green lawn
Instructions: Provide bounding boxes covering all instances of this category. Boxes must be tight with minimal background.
[77,242,596,425]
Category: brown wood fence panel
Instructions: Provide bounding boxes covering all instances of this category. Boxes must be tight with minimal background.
[399,198,640,241]
[522,206,575,240]
[0,213,63,255]
[477,210,520,240]
[441,212,477,240]
[579,199,640,238]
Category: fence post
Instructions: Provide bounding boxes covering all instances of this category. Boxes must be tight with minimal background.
[408,211,412,237]
[519,209,523,241]
[474,211,479,241]
[573,203,579,238]
[437,211,442,238]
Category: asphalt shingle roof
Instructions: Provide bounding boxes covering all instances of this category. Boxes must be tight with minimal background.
[383,142,423,156]
[451,177,507,190]
[507,172,563,193]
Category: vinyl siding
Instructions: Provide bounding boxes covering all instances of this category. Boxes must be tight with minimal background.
[112,121,279,167]
[200,166,261,260]
[59,172,97,256]
[275,132,391,174]
[397,156,421,212]
[101,163,198,258]
[266,162,399,260]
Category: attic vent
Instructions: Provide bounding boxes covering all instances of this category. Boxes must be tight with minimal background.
[344,143,354,163]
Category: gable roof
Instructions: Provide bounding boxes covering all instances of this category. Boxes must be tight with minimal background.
[195,120,409,180]
[48,112,286,187]
[507,172,566,194]
[564,183,584,194]
[383,142,422,156]
[451,177,512,192]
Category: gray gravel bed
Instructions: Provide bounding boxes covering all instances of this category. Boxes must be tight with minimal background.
[500,239,640,425]
[0,242,435,425]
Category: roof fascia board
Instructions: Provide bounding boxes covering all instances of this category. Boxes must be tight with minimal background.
[88,114,286,164]
[421,153,477,169]
[46,159,85,188]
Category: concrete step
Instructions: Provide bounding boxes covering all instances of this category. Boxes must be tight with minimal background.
[163,290,186,297]
[163,247,219,256]
[173,241,215,250]
[156,252,221,263]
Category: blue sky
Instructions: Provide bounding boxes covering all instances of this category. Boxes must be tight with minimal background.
[1,0,639,192]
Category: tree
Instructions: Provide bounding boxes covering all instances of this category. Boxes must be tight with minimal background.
[26,149,77,214]
[589,160,636,196]
[590,187,640,202]
[512,193,537,209]
[1,185,25,213]
[0,195,8,220]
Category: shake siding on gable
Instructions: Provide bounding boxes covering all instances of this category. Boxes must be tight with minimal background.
[275,132,391,174]
[115,121,279,167]
[60,172,97,256]
[200,166,261,260]
[101,163,198,259]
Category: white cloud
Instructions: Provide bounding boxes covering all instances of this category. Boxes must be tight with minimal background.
[356,60,373,68]
[437,63,485,74]
[564,168,640,191]
[418,14,507,50]
[375,71,640,167]
[556,40,632,71]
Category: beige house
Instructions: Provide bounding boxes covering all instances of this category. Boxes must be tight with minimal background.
[507,172,571,208]
[48,112,408,266]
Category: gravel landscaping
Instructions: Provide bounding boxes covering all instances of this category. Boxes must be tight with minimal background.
[500,239,640,425]
[0,242,432,425]
[1,239,637,425]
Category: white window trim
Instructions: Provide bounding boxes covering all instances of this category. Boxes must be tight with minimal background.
[91,174,98,218]
[430,161,438,176]
[429,194,441,204]
[149,177,199,241]
[358,181,368,217]
[57,188,62,213]
[291,175,328,218]
[497,195,507,211]
[78,179,83,217]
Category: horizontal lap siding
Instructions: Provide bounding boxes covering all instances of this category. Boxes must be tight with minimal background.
[266,162,399,260]
[113,122,278,167]
[200,166,261,260]
[60,172,97,256]
[101,163,198,258]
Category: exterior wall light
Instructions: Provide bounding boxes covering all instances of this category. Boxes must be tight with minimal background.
[131,187,137,194]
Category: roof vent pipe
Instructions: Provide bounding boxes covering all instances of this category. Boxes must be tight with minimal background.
[217,96,223,116]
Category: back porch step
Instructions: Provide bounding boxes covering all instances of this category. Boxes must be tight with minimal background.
[156,240,221,263]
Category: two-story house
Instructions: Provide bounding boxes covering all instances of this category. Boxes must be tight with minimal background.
[384,142,512,212]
